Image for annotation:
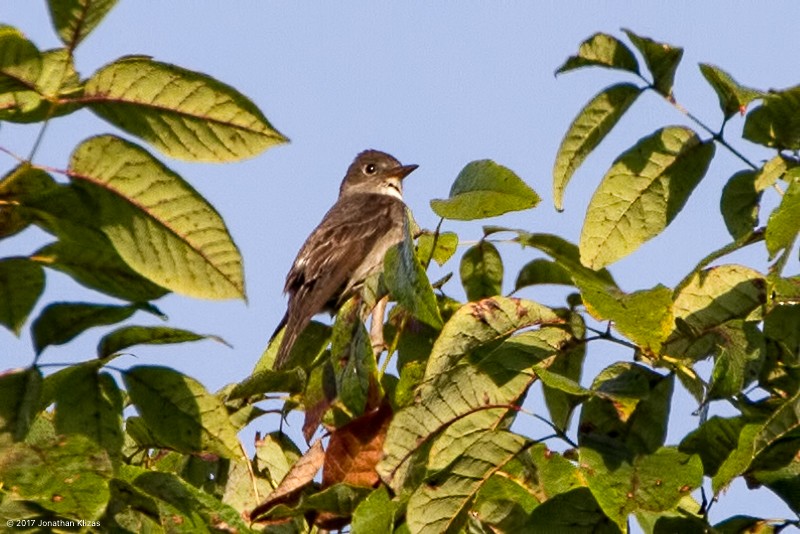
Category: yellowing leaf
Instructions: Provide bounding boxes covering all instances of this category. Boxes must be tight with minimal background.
[68,135,245,300]
[579,127,714,269]
[85,56,288,162]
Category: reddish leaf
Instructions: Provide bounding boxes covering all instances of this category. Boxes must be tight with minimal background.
[322,401,393,488]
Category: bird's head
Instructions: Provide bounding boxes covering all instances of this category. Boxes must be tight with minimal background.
[339,150,418,200]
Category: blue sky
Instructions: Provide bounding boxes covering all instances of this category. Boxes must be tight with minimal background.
[3,1,797,526]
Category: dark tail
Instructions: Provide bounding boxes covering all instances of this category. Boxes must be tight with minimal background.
[271,310,297,370]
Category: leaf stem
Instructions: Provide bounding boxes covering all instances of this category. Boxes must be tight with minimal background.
[533,413,578,448]
[661,90,758,170]
[585,325,639,351]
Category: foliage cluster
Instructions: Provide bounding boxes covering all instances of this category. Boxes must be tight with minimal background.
[1,4,799,533]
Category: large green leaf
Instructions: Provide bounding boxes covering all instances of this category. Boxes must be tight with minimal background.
[720,170,760,240]
[0,27,41,94]
[580,446,703,531]
[553,83,641,210]
[578,281,673,354]
[459,240,503,301]
[527,487,621,534]
[33,238,170,303]
[53,365,123,460]
[579,127,715,269]
[555,33,639,74]
[84,56,287,161]
[384,221,443,329]
[0,258,45,336]
[707,321,764,400]
[765,169,800,258]
[664,265,766,360]
[97,325,218,358]
[579,363,674,463]
[351,486,400,533]
[379,327,570,494]
[514,258,574,290]
[425,296,561,377]
[679,416,746,477]
[622,29,683,97]
[117,464,257,533]
[0,48,83,123]
[0,367,42,446]
[754,154,797,192]
[699,64,763,119]
[123,366,242,459]
[743,86,800,150]
[0,435,112,520]
[47,0,119,49]
[68,135,245,299]
[406,431,529,534]
[31,302,139,354]
[430,160,540,220]
[509,231,617,287]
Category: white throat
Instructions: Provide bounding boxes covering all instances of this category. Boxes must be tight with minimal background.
[382,179,403,200]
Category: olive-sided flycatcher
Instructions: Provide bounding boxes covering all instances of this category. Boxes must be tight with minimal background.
[272,150,418,369]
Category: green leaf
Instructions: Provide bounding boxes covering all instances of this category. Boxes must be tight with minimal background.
[622,29,683,97]
[754,390,800,459]
[416,231,458,267]
[510,231,617,287]
[123,366,242,459]
[578,281,673,353]
[379,327,570,493]
[84,56,288,162]
[425,296,562,377]
[553,83,641,210]
[117,464,257,533]
[675,265,766,332]
[0,367,42,445]
[0,435,112,520]
[31,302,139,354]
[331,298,376,418]
[679,416,745,477]
[68,135,245,300]
[514,258,574,290]
[97,325,219,358]
[579,127,715,269]
[743,86,800,150]
[579,363,674,462]
[351,486,400,534]
[751,455,800,514]
[0,48,83,123]
[720,170,760,240]
[53,365,123,460]
[460,240,503,301]
[707,321,764,400]
[580,446,703,531]
[406,431,528,534]
[472,471,540,530]
[47,0,119,49]
[765,170,800,258]
[430,160,540,220]
[0,258,45,335]
[555,33,639,74]
[34,238,170,302]
[699,63,763,119]
[754,155,797,192]
[527,487,621,534]
[711,422,761,493]
[540,315,587,430]
[384,221,443,329]
[0,27,41,94]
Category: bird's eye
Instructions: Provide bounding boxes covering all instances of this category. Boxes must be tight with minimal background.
[364,163,377,174]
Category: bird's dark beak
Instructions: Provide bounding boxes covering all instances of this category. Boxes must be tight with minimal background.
[391,164,418,180]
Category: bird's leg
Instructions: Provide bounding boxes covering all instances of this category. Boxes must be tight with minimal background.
[369,295,389,354]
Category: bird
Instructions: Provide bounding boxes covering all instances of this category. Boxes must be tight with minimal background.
[271,150,418,369]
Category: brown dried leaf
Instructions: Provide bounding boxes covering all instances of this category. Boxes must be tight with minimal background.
[251,439,325,520]
[322,401,393,488]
